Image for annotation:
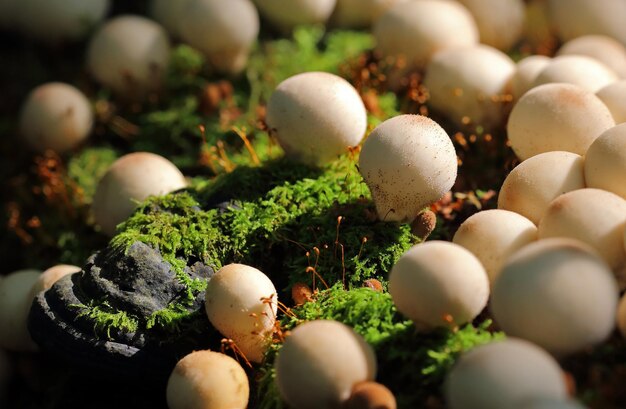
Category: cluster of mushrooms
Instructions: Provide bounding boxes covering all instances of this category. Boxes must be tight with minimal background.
[1,0,626,408]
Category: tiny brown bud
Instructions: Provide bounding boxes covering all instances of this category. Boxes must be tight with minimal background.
[411,209,437,240]
[363,279,383,292]
[291,282,313,306]
[343,381,397,409]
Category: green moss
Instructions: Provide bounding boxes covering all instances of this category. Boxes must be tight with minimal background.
[67,146,119,204]
[74,301,139,339]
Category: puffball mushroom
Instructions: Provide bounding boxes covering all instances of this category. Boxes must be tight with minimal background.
[373,0,479,70]
[497,151,586,225]
[507,83,615,160]
[204,263,277,364]
[453,209,537,286]
[31,264,80,295]
[330,0,407,29]
[547,0,626,45]
[180,0,259,75]
[253,0,336,33]
[538,188,626,273]
[584,123,626,199]
[17,0,109,42]
[265,71,367,166]
[423,45,516,129]
[509,55,552,100]
[275,320,376,409]
[557,35,626,79]
[445,338,568,409]
[358,115,457,223]
[343,381,397,409]
[0,269,41,351]
[456,0,525,51]
[389,241,489,329]
[491,238,619,355]
[92,152,187,236]
[166,350,249,409]
[596,80,626,124]
[531,55,618,93]
[19,82,93,153]
[86,15,171,98]
[149,0,190,38]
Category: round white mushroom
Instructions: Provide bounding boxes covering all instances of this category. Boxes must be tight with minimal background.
[149,0,191,38]
[456,0,525,51]
[86,15,171,98]
[453,209,537,286]
[265,71,367,166]
[205,263,277,363]
[358,114,457,223]
[531,55,618,93]
[445,338,568,409]
[0,269,41,351]
[330,0,407,29]
[584,123,626,199]
[596,80,626,124]
[557,35,626,79]
[497,151,586,225]
[180,0,259,74]
[31,264,80,295]
[166,350,249,409]
[507,83,615,160]
[19,82,93,153]
[509,55,552,100]
[253,0,336,33]
[373,0,479,70]
[491,238,618,355]
[275,320,376,409]
[423,45,516,129]
[389,241,489,329]
[538,188,626,274]
[547,0,626,45]
[92,152,187,236]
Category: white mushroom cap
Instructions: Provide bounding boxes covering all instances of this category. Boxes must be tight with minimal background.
[516,398,587,409]
[453,209,537,286]
[330,0,407,29]
[389,241,489,329]
[557,35,626,79]
[547,0,626,45]
[373,0,479,69]
[149,0,191,38]
[596,80,626,124]
[584,123,626,199]
[491,238,618,355]
[423,45,516,129]
[358,114,457,223]
[531,55,618,93]
[17,0,109,42]
[456,0,525,51]
[86,15,171,98]
[166,350,249,409]
[445,338,568,409]
[510,55,552,100]
[266,71,367,166]
[92,152,187,236]
[538,188,626,273]
[498,151,586,225]
[31,264,80,295]
[0,269,41,351]
[205,264,277,363]
[507,83,615,160]
[253,0,336,33]
[19,82,93,153]
[275,320,376,409]
[180,0,259,74]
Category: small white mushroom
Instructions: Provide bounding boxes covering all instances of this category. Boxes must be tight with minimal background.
[538,188,626,274]
[531,55,618,93]
[507,83,615,160]
[275,320,376,409]
[86,15,171,98]
[92,152,187,236]
[19,82,93,153]
[166,350,249,409]
[584,123,626,200]
[149,0,190,38]
[445,338,568,409]
[0,269,41,351]
[373,0,479,70]
[180,0,259,74]
[253,0,336,33]
[516,398,587,409]
[265,71,367,166]
[423,45,516,129]
[491,238,618,355]
[509,55,552,100]
[557,35,626,79]
[497,151,586,225]
[358,114,457,223]
[456,0,525,51]
[205,264,277,364]
[389,241,489,329]
[31,264,80,295]
[453,209,537,286]
[596,80,626,124]
[330,0,407,29]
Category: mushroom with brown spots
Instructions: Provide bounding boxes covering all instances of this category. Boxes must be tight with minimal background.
[596,80,626,124]
[584,123,626,199]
